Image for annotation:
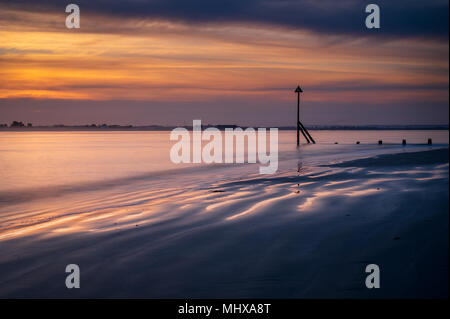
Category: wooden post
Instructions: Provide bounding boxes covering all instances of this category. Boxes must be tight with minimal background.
[295,86,303,147]
[402,139,406,146]
[428,138,432,145]
[299,121,315,144]
[295,85,315,146]
[299,125,310,143]
[297,91,300,146]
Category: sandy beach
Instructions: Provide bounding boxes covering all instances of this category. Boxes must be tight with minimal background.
[0,132,448,298]
[1,0,448,306]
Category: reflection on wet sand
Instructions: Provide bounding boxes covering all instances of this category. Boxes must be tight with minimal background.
[0,147,448,298]
[1,150,448,240]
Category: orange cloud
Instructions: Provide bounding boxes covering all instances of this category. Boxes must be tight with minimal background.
[0,7,448,105]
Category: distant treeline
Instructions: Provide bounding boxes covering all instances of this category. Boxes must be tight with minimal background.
[284,125,449,130]
[0,122,448,131]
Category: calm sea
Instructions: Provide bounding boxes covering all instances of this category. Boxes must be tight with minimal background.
[0,130,448,193]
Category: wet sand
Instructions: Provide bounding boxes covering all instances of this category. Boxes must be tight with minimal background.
[0,147,448,298]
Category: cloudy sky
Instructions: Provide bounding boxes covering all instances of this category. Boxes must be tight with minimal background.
[0,0,448,126]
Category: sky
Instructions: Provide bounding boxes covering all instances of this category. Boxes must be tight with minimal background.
[0,0,448,126]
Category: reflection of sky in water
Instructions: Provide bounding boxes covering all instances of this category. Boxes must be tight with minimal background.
[1,156,446,241]
[0,130,448,193]
[0,130,447,240]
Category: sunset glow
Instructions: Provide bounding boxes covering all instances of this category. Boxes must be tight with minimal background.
[0,1,448,125]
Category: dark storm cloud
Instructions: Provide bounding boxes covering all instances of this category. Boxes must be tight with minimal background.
[1,0,448,39]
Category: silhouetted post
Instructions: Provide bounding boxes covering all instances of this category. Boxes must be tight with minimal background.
[428,138,432,145]
[295,85,303,147]
[402,139,406,146]
[294,85,315,146]
[378,140,382,145]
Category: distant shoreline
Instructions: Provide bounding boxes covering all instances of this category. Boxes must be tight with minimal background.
[0,125,448,132]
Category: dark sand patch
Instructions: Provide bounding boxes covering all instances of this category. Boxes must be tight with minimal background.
[326,148,449,168]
